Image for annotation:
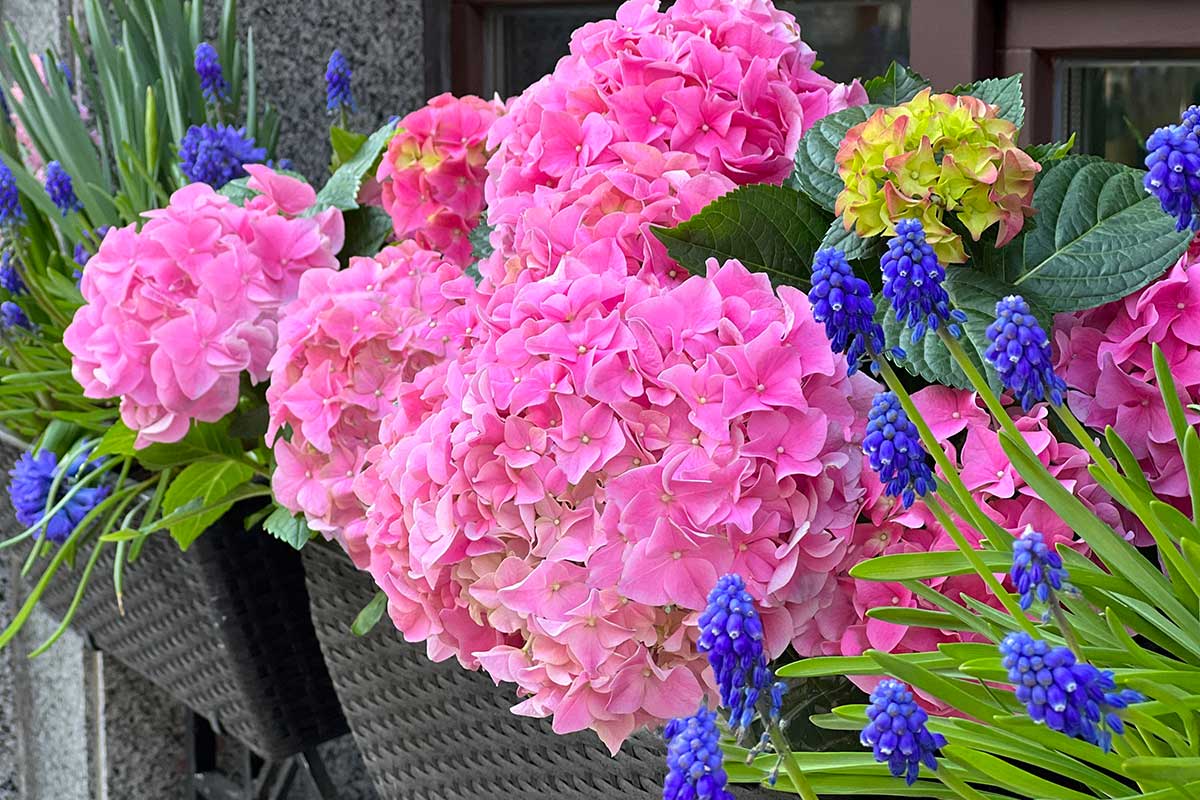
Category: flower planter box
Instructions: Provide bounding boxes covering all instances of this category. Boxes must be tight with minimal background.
[302,543,774,800]
[0,446,349,762]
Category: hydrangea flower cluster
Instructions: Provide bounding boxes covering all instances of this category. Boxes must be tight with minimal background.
[7,448,109,544]
[1000,632,1143,752]
[861,679,945,785]
[1144,110,1200,233]
[836,88,1040,264]
[375,93,503,266]
[266,241,476,563]
[863,392,933,508]
[1011,527,1068,610]
[178,123,267,189]
[663,706,734,800]
[64,166,343,447]
[697,574,781,732]
[986,295,1067,412]
[483,0,866,283]
[194,43,229,106]
[1053,246,1200,520]
[357,258,870,751]
[808,248,889,372]
[44,160,82,216]
[881,219,965,342]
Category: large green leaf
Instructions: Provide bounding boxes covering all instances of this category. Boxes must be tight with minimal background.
[161,458,255,549]
[880,268,1008,391]
[314,120,396,212]
[651,184,829,288]
[863,62,930,106]
[820,215,881,264]
[790,104,878,212]
[95,419,243,470]
[340,206,394,260]
[952,74,1025,128]
[1007,156,1193,312]
[262,504,313,550]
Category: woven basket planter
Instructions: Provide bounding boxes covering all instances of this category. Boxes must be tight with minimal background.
[0,440,348,762]
[303,542,774,800]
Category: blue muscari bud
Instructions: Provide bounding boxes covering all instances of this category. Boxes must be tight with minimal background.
[194,42,230,106]
[325,49,355,114]
[881,218,966,343]
[808,248,901,374]
[178,123,267,189]
[1144,122,1200,232]
[1011,527,1068,610]
[698,574,781,733]
[45,161,83,216]
[1000,632,1144,752]
[861,679,945,786]
[6,447,109,544]
[863,391,934,508]
[0,251,26,295]
[0,160,25,226]
[984,295,1067,412]
[0,300,31,331]
[663,706,735,800]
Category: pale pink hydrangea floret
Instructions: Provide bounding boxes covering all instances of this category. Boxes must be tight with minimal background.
[64,166,343,448]
[1053,246,1200,522]
[376,93,504,266]
[266,241,478,563]
[358,258,869,752]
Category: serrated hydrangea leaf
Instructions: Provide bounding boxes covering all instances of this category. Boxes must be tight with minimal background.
[1026,134,1076,165]
[791,104,878,212]
[651,184,829,288]
[470,220,494,262]
[820,215,880,263]
[162,459,256,549]
[879,269,1009,392]
[313,120,395,212]
[340,206,393,260]
[1007,156,1194,312]
[952,74,1025,128]
[262,504,313,550]
[863,62,931,106]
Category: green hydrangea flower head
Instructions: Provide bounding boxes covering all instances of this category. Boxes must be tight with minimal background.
[835,88,1040,264]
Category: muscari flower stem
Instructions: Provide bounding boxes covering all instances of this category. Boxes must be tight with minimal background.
[765,720,817,800]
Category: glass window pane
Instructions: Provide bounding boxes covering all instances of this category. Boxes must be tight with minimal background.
[1056,60,1200,167]
[486,5,620,97]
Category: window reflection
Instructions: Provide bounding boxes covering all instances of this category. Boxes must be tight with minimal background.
[1057,61,1200,167]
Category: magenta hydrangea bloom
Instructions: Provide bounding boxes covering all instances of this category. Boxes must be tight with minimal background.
[266,241,478,564]
[376,93,503,266]
[64,166,343,447]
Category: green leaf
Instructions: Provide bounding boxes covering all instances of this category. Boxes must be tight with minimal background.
[944,746,1097,800]
[863,62,930,106]
[776,651,954,679]
[866,607,977,632]
[218,176,255,205]
[820,215,881,263]
[92,420,139,459]
[651,184,829,288]
[1007,156,1193,312]
[352,591,388,636]
[1026,134,1076,164]
[880,267,1009,391]
[849,549,1011,581]
[314,120,396,212]
[952,74,1025,128]
[329,125,368,169]
[262,505,313,550]
[790,104,878,212]
[340,206,394,259]
[1121,758,1200,787]
[160,458,255,549]
[869,650,1006,722]
[470,220,494,262]
[128,419,243,470]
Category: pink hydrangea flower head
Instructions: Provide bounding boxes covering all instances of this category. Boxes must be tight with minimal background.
[267,241,479,560]
[376,93,505,266]
[64,169,341,448]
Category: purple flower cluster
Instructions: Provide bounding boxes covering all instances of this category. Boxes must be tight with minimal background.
[881,218,966,342]
[861,679,944,786]
[194,43,229,106]
[864,391,934,508]
[45,161,82,216]
[1011,527,1068,610]
[1144,113,1200,232]
[663,706,735,800]
[178,123,266,189]
[809,248,892,374]
[984,295,1067,412]
[7,448,108,544]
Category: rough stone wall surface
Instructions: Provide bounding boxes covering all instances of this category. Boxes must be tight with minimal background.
[0,553,22,800]
[231,0,427,179]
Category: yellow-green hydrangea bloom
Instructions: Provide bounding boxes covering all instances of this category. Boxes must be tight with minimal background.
[835,88,1040,264]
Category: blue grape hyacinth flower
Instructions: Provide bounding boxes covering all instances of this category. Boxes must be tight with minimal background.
[1144,122,1200,232]
[325,49,355,114]
[194,42,230,106]
[45,161,83,216]
[0,252,26,295]
[663,706,735,800]
[1011,527,1069,610]
[178,123,267,190]
[1000,632,1144,752]
[7,449,109,544]
[861,679,945,785]
[698,574,784,732]
[0,300,31,331]
[984,295,1068,412]
[808,248,899,374]
[881,218,966,342]
[863,391,934,508]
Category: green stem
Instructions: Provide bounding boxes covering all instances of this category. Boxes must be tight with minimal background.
[1048,597,1082,654]
[767,721,817,800]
